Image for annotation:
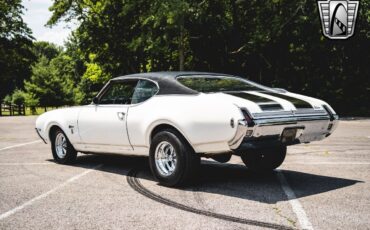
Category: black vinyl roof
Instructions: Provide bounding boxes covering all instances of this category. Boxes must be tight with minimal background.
[111,71,234,95]
[113,71,233,80]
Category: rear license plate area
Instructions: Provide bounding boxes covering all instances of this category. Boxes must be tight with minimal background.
[281,128,297,143]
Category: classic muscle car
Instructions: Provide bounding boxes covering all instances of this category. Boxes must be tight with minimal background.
[35,72,338,186]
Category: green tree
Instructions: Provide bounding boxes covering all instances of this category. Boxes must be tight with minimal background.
[47,1,182,74]
[74,53,111,103]
[33,41,62,60]
[47,0,370,115]
[24,56,74,107]
[11,89,26,114]
[64,33,86,83]
[23,92,39,114]
[2,95,12,105]
[11,89,26,105]
[0,0,35,100]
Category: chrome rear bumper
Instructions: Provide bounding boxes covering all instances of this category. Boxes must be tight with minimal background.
[229,112,339,151]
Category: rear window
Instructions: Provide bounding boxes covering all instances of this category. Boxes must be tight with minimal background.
[176,75,262,93]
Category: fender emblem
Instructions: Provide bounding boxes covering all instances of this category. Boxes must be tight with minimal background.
[68,125,74,134]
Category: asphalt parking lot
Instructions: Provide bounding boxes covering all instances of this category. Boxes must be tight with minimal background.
[0,116,369,229]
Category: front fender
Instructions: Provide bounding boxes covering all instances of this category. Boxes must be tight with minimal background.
[35,107,81,144]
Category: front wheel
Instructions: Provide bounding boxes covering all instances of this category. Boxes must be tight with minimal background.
[51,128,77,164]
[240,146,286,172]
[149,129,200,187]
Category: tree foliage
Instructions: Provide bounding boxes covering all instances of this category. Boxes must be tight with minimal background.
[1,0,369,115]
[0,0,35,100]
[44,0,369,115]
[33,41,62,60]
[11,89,26,105]
[24,55,74,107]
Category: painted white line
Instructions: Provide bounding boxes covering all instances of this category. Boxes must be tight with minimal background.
[0,140,42,152]
[0,163,54,166]
[285,162,370,165]
[0,164,103,221]
[277,170,314,230]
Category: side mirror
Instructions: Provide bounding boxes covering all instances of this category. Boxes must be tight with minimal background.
[92,97,99,105]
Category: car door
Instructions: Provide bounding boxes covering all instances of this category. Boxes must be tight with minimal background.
[77,79,138,154]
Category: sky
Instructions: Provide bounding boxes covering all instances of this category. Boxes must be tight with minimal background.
[21,0,76,46]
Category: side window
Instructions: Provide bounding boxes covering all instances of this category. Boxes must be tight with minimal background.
[131,79,159,104]
[99,80,138,105]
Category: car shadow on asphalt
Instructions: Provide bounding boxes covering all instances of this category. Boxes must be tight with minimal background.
[48,153,362,204]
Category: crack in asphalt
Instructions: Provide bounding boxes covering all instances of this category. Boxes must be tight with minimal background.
[273,206,297,228]
[127,168,297,230]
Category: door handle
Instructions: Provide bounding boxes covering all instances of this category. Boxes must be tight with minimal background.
[117,112,126,120]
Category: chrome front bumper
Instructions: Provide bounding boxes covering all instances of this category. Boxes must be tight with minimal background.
[229,113,339,151]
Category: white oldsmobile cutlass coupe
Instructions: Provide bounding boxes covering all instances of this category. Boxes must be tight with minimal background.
[36,72,338,186]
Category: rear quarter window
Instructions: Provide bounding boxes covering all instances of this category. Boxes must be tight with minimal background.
[131,79,159,104]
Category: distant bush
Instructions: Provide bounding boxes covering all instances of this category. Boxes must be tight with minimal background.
[11,89,26,105]
[3,95,12,105]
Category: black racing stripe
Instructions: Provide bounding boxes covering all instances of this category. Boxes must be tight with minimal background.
[225,92,283,111]
[259,103,284,111]
[261,92,313,109]
[226,92,272,103]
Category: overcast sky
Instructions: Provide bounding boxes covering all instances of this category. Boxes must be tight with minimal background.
[22,0,76,46]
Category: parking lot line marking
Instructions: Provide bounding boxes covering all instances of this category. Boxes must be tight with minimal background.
[0,163,54,166]
[0,164,103,221]
[277,170,314,230]
[0,140,42,152]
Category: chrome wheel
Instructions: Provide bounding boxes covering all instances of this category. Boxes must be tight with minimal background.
[155,141,177,176]
[55,132,67,159]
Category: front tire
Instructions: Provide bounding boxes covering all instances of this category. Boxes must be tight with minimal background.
[51,128,77,164]
[149,129,200,187]
[240,146,286,172]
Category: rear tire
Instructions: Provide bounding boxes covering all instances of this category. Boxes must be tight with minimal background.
[149,129,200,187]
[51,128,77,164]
[241,146,286,171]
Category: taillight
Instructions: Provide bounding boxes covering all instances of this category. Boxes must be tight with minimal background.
[241,109,255,127]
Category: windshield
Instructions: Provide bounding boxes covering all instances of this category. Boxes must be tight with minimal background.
[176,75,263,93]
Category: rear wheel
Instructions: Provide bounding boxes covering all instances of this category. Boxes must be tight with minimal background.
[241,146,286,171]
[51,128,77,164]
[149,129,200,187]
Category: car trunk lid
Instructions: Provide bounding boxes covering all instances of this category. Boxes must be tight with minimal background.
[222,91,328,119]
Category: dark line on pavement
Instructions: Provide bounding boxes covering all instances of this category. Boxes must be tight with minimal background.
[127,168,296,230]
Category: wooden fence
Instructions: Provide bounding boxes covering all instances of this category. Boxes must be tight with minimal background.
[0,104,26,116]
[0,104,62,116]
